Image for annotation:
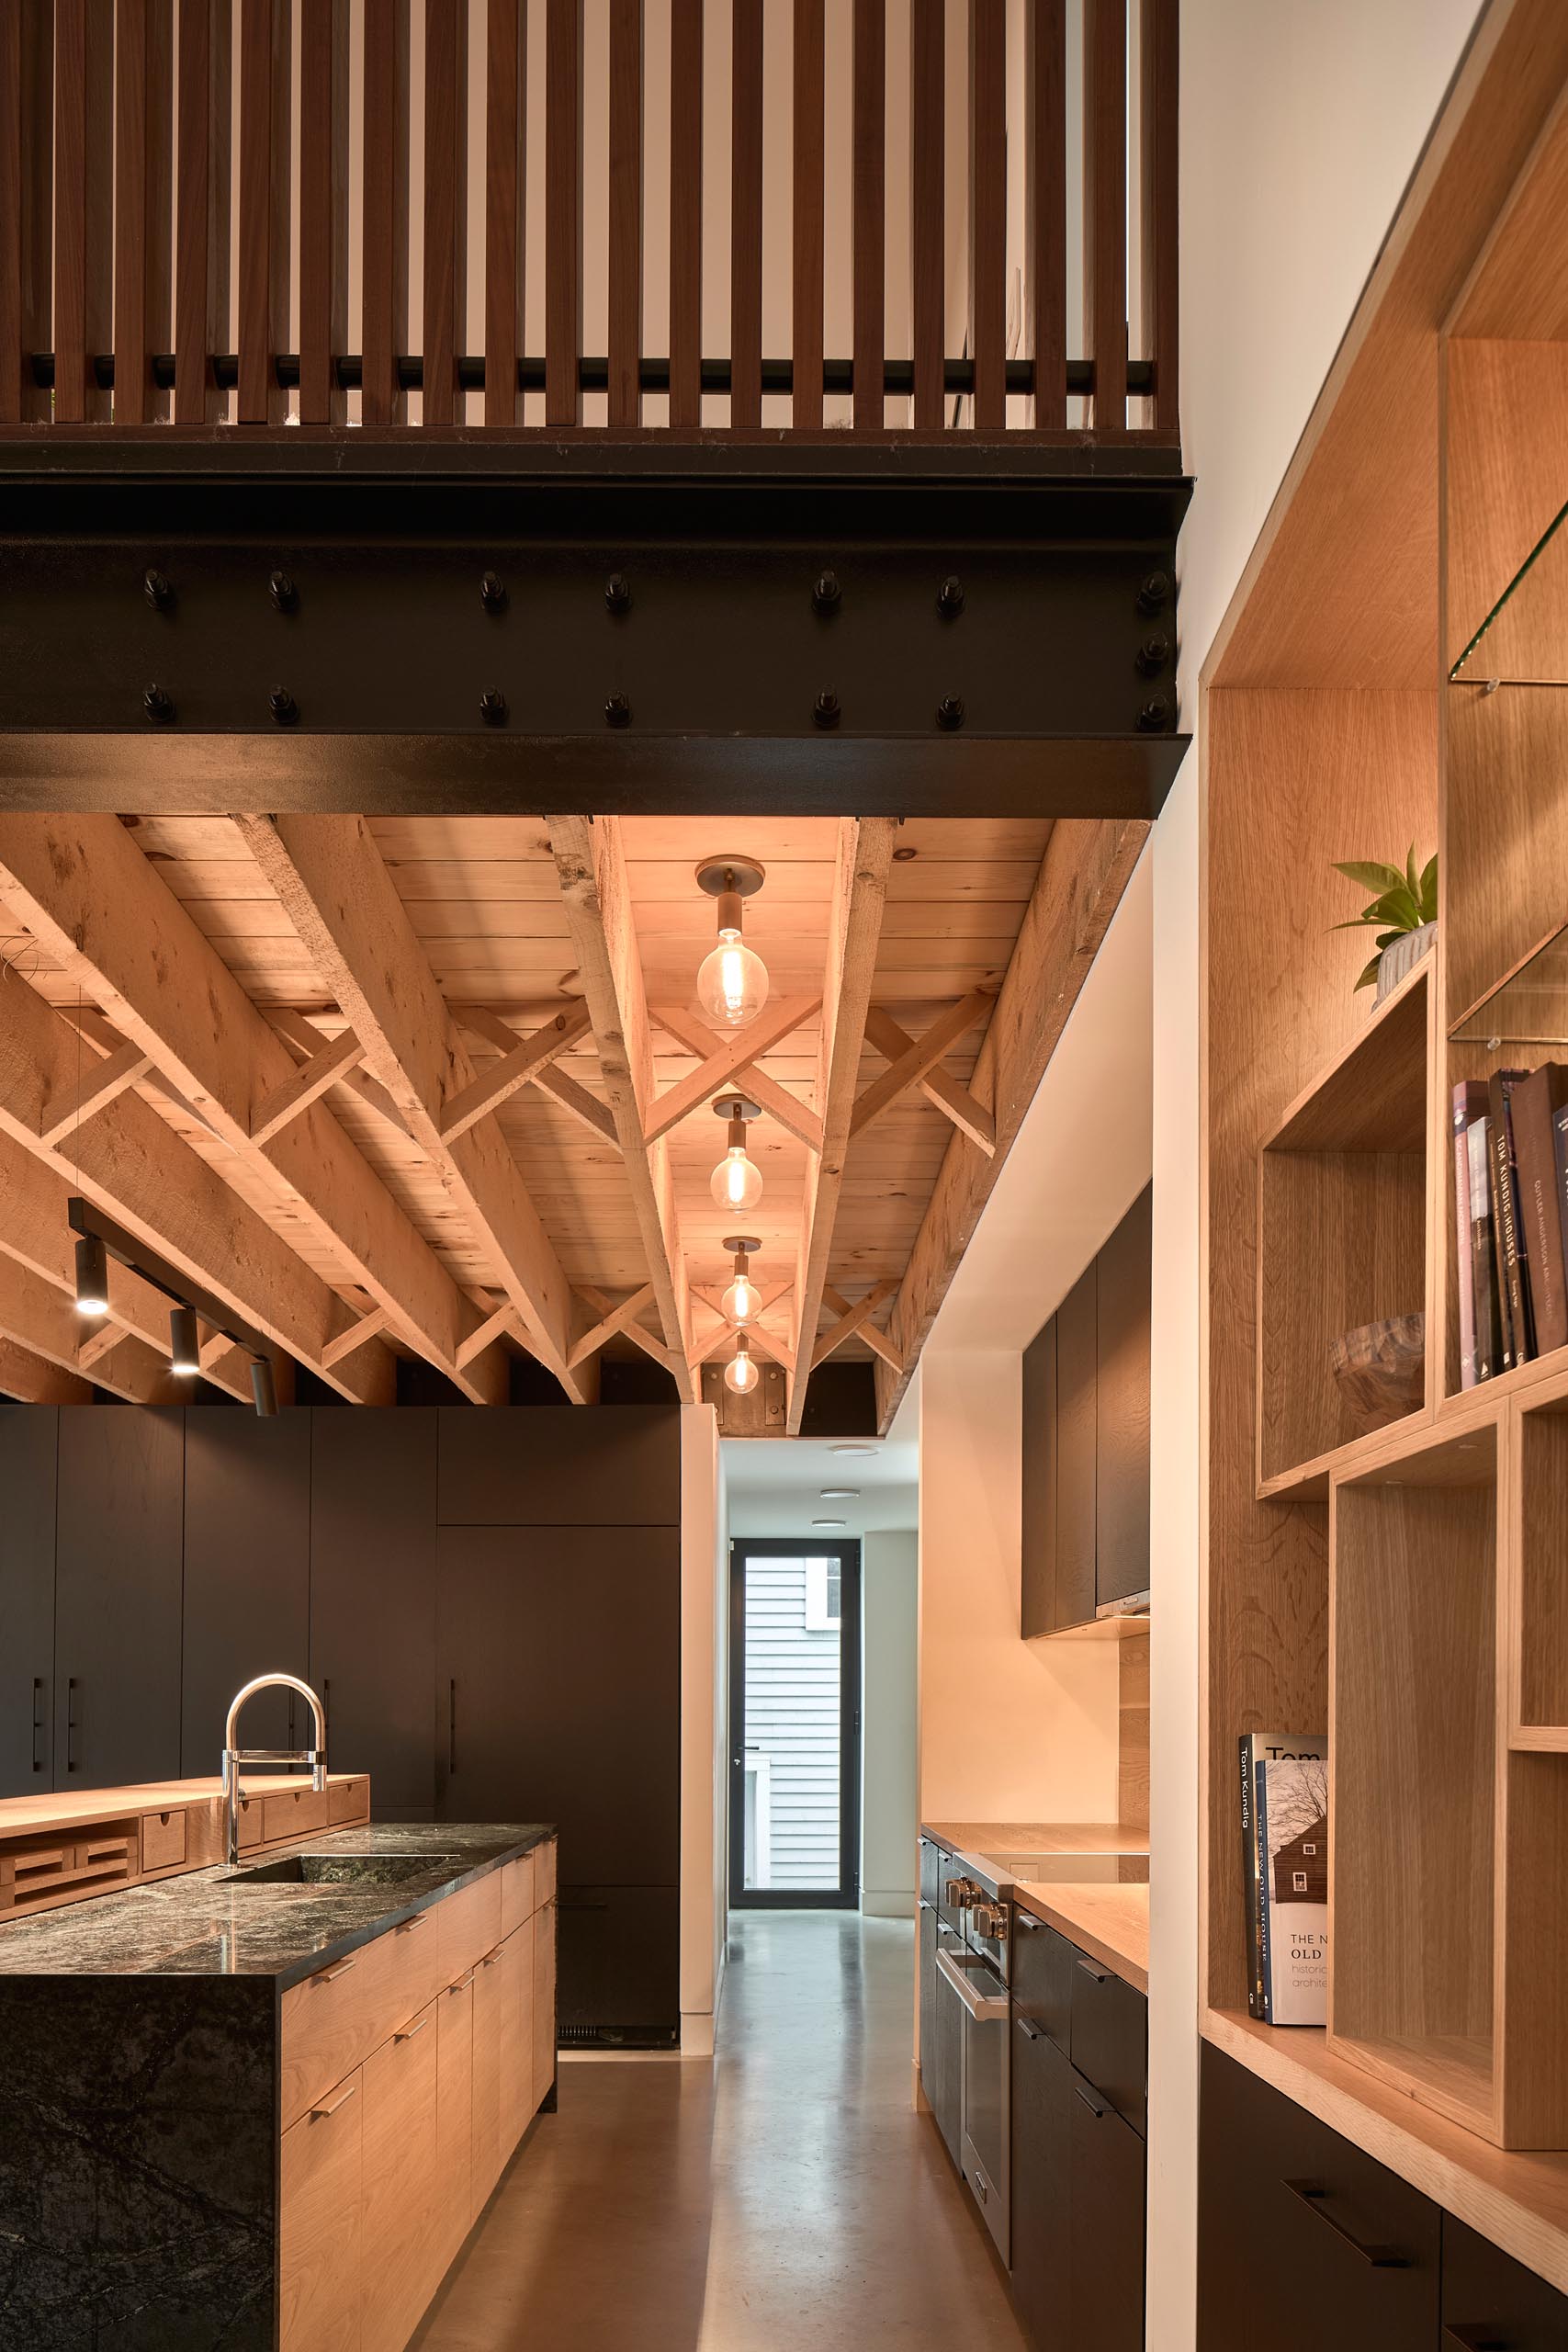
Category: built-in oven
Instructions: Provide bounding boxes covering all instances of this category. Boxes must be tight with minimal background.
[929,1852,1011,2264]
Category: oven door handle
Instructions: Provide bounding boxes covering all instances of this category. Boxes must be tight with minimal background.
[934,1946,1010,2022]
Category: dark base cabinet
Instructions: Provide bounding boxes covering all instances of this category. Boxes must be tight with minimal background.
[557,1885,680,2050]
[917,1894,963,2169]
[1011,2018,1074,2348]
[1443,2216,1568,2350]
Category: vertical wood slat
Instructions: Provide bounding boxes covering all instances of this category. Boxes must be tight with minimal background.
[0,1,54,424]
[729,0,762,429]
[114,0,172,423]
[606,0,641,427]
[175,0,231,424]
[545,0,583,426]
[1083,0,1127,434]
[669,0,703,427]
[237,0,289,423]
[423,0,468,427]
[908,0,942,432]
[484,0,525,427]
[52,0,113,422]
[791,0,823,430]
[1027,0,1066,429]
[1140,0,1178,432]
[968,0,1005,431]
[298,0,347,424]
[361,0,410,425]
[852,0,885,433]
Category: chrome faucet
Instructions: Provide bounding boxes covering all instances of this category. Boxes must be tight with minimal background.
[221,1674,327,1864]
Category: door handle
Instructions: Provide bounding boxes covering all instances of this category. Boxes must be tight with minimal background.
[1441,2331,1510,2350]
[66,1677,79,1772]
[448,1679,457,1774]
[1076,1957,1110,1984]
[934,1946,1009,2022]
[1074,2086,1106,2118]
[31,1677,43,1773]
[1282,2181,1410,2267]
[1015,2015,1043,2041]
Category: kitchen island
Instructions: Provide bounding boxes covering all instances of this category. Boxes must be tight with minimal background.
[0,1817,558,2351]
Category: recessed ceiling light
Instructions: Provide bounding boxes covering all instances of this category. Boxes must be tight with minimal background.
[812,1518,847,1529]
[830,1442,876,1457]
[819,1487,860,1500]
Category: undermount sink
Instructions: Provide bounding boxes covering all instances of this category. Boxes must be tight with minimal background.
[219,1853,459,1888]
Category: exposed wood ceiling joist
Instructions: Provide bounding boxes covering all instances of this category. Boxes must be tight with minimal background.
[860,1004,997,1154]
[820,1282,904,1374]
[439,1005,593,1141]
[810,1276,899,1373]
[0,1336,94,1406]
[568,1283,660,1371]
[237,814,594,1404]
[644,995,826,1144]
[690,1281,795,1368]
[0,1247,182,1407]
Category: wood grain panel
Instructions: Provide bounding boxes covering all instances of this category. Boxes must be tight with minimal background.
[1027,0,1066,427]
[236,0,289,424]
[434,1971,473,2271]
[791,0,823,428]
[908,0,942,431]
[852,0,885,432]
[728,0,762,429]
[669,0,703,426]
[174,0,230,424]
[1082,0,1125,434]
[606,0,641,427]
[483,0,525,426]
[113,0,172,424]
[361,2004,441,2352]
[0,1,54,426]
[968,0,1005,430]
[533,1896,557,2109]
[545,0,583,426]
[360,0,410,424]
[471,1938,505,2207]
[51,0,112,422]
[279,2065,362,2352]
[423,0,468,427]
[297,0,346,424]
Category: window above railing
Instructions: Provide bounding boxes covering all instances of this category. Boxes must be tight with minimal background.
[0,0,1178,444]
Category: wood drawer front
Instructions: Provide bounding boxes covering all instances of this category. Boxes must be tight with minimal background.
[434,1975,474,2269]
[500,1849,536,1940]
[1012,1909,1074,2051]
[360,2001,441,2352]
[140,1808,187,1872]
[280,2065,363,2352]
[536,1838,557,1907]
[235,1792,264,1850]
[1069,1952,1146,2134]
[437,1872,502,1987]
[282,1926,427,2132]
[0,1826,135,1915]
[532,1899,557,2112]
[471,1940,506,2213]
[383,1905,445,2019]
[1442,2215,1568,2348]
[264,1785,332,1844]
[1198,2043,1439,2352]
[503,1923,535,2163]
[329,1778,368,1826]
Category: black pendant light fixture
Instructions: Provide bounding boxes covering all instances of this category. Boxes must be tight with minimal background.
[73,1229,108,1317]
[67,1197,285,1419]
[250,1359,279,1417]
[169,1305,201,1376]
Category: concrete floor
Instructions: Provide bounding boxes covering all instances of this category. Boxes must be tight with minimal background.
[412,1910,1030,2350]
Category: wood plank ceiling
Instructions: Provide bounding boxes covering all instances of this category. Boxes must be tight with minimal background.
[0,811,1144,1432]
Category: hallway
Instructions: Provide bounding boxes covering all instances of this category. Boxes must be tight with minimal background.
[413,1912,1028,2350]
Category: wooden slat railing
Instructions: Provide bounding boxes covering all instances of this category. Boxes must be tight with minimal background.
[1,0,1179,443]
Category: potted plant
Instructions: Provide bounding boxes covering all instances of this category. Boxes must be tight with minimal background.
[1332,847,1437,1001]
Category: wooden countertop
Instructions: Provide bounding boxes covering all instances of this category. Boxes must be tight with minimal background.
[1014,1881,1149,1994]
[0,1774,363,1834]
[922,1820,1151,1857]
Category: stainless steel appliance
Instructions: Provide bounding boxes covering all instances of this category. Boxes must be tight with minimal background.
[929,1849,1012,2262]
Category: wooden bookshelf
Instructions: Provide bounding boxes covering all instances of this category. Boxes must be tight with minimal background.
[1201,0,1568,2276]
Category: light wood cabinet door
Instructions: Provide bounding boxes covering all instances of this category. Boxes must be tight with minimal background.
[471,1942,505,2211]
[536,1836,557,1907]
[437,1871,502,1986]
[533,1899,557,2112]
[360,2004,441,2352]
[500,1849,536,1939]
[502,1924,534,2160]
[280,2070,363,2352]
[435,1973,475,2265]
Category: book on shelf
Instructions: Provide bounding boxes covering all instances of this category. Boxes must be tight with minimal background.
[1240,1732,1328,2025]
[1488,1069,1533,1371]
[1466,1113,1503,1384]
[1453,1080,1487,1388]
[1453,1063,1568,1385]
[1512,1064,1568,1360]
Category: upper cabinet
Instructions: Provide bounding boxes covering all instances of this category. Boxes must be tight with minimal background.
[435,1405,682,1527]
[54,1409,185,1786]
[1021,1188,1152,1637]
[0,1408,59,1797]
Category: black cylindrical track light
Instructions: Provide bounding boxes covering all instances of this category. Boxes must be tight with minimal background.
[73,1232,108,1317]
[250,1358,278,1418]
[169,1305,200,1376]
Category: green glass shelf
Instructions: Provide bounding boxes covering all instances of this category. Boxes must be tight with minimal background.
[1451,920,1568,1045]
[1450,495,1568,684]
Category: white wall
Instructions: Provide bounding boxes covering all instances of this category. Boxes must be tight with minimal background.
[679,1403,728,2058]
[862,1531,919,1917]
[1146,4,1484,2339]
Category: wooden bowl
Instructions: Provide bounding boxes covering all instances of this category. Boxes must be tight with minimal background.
[1329,1314,1426,1433]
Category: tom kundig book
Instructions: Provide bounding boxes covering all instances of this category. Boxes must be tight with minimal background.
[1454,1061,1568,1385]
[1240,1734,1328,2026]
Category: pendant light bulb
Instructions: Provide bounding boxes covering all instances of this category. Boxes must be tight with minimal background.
[694,857,769,1030]
[169,1305,200,1376]
[725,1334,760,1396]
[73,1231,108,1317]
[709,1099,763,1214]
[721,1238,761,1326]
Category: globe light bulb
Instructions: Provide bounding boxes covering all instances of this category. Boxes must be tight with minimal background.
[711,1143,763,1213]
[725,1338,760,1395]
[696,928,769,1030]
[722,1272,759,1324]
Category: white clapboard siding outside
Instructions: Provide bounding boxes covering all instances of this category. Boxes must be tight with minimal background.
[742,1556,842,1890]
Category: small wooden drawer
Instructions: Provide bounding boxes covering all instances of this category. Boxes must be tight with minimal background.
[500,1849,536,1939]
[235,1793,264,1851]
[141,1809,187,1873]
[437,1871,502,1987]
[536,1838,557,1907]
[1011,1908,1074,2052]
[328,1776,368,1826]
[263,1786,332,1844]
[1069,1951,1146,2135]
[384,1905,446,2018]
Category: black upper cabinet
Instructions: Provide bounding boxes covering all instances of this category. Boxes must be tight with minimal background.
[436,1404,681,1526]
[1021,1319,1058,1640]
[310,1408,438,1819]
[182,1409,312,1771]
[1054,1263,1098,1633]
[435,1521,681,1883]
[54,1408,185,1788]
[0,1408,58,1796]
[1096,1183,1152,1606]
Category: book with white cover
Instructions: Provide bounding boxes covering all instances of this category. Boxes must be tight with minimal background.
[1255,1736,1329,2026]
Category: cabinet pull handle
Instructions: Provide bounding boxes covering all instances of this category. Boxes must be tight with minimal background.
[1441,2330,1509,2350]
[449,1973,476,1993]
[393,1912,429,1933]
[448,1679,457,1774]
[1013,1911,1043,1931]
[1015,2015,1043,2041]
[1282,2181,1409,2268]
[393,2018,429,2042]
[66,1677,79,1772]
[317,1958,358,1984]
[30,1678,43,1773]
[309,2083,357,2120]
[1076,1958,1109,1984]
[1074,2086,1106,2119]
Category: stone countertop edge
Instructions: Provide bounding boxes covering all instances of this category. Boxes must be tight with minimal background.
[0,1820,557,1989]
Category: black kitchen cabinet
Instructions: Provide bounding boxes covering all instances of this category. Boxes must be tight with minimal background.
[1096,1184,1152,1607]
[556,1884,680,2047]
[1055,1263,1098,1631]
[53,1408,185,1787]
[1443,2215,1568,2348]
[436,1403,681,1527]
[434,1522,681,1878]
[1070,2070,1146,2352]
[181,1408,311,1770]
[0,1407,57,1795]
[918,1900,964,2169]
[1198,2042,1440,2352]
[1070,1949,1147,2136]
[1021,1319,1058,1640]
[1012,1908,1074,2049]
[1010,2014,1074,2349]
[310,1408,438,1819]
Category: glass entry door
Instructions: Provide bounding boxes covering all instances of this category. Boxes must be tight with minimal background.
[728,1539,861,1909]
